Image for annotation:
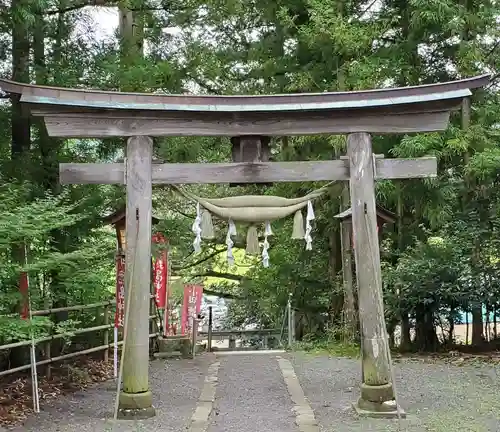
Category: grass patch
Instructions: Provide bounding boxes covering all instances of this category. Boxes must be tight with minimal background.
[292,339,360,358]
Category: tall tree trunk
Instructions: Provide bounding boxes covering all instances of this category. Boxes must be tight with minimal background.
[458,0,484,351]
[396,185,411,350]
[461,99,484,347]
[35,11,62,194]
[42,7,70,355]
[396,0,421,351]
[328,207,343,325]
[485,304,491,342]
[11,0,31,160]
[401,317,411,350]
[471,307,484,347]
[8,0,32,368]
[340,187,357,341]
[334,8,358,339]
[119,5,145,92]
[465,307,469,345]
[448,309,455,346]
[414,305,438,351]
[494,306,497,340]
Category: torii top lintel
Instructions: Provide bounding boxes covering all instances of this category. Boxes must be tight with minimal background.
[0,75,489,138]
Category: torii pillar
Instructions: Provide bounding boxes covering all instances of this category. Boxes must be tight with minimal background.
[347,133,403,417]
[118,136,155,419]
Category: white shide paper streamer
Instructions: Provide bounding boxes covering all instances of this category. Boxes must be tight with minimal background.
[192,202,202,254]
[262,221,273,267]
[304,200,315,250]
[226,219,237,266]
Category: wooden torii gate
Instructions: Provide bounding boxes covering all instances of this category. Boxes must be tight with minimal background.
[0,74,489,419]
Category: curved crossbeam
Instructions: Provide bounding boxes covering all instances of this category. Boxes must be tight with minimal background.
[0,74,490,137]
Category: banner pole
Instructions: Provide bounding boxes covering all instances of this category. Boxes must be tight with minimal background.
[191,316,197,359]
[113,253,124,380]
[25,244,40,413]
[287,293,293,348]
[113,327,118,379]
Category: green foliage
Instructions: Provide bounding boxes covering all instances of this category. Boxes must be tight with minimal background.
[0,180,115,346]
[0,316,51,345]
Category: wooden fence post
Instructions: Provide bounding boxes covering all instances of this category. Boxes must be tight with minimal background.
[103,304,109,362]
[287,294,293,347]
[45,309,52,380]
[207,306,213,352]
[228,335,236,349]
[45,339,51,379]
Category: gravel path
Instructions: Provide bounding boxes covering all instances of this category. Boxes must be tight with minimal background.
[207,353,298,432]
[289,353,500,432]
[9,354,215,432]
[7,351,500,432]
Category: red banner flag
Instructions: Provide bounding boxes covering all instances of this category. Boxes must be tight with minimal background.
[115,255,125,328]
[19,272,29,320]
[152,233,168,310]
[181,284,203,335]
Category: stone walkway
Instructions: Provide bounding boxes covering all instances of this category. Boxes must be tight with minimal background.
[8,352,500,432]
[11,354,214,432]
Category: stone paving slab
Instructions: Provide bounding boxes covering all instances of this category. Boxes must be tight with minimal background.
[207,353,299,432]
[289,353,500,432]
[9,354,215,432]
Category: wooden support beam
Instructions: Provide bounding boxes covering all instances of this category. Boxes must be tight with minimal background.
[60,163,125,184]
[231,136,270,163]
[59,157,437,185]
[230,135,271,187]
[347,132,396,412]
[42,110,452,138]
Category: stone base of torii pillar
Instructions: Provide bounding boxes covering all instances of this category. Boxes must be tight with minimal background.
[353,398,406,419]
[117,392,156,420]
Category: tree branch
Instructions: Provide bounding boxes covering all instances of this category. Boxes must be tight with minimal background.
[356,0,378,19]
[206,236,265,250]
[43,0,114,15]
[172,248,226,271]
[201,288,242,300]
[487,72,500,89]
[183,70,221,94]
[193,271,244,281]
[41,0,188,15]
[171,207,196,219]
[485,41,500,59]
